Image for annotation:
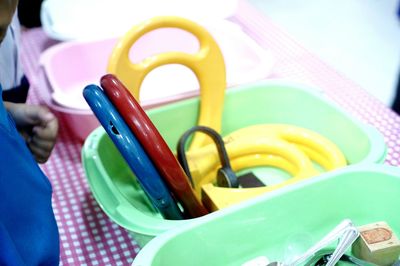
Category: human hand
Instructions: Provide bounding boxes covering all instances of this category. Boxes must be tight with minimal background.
[5,102,59,163]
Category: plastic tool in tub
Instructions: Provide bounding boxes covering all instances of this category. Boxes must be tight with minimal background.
[178,124,346,210]
[177,125,241,189]
[100,74,208,218]
[243,220,361,266]
[83,84,183,219]
[107,16,226,150]
[289,219,359,265]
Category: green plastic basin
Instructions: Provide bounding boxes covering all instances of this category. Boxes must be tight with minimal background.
[132,164,400,266]
[81,81,387,247]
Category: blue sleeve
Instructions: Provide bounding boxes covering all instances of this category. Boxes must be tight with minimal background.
[398,1,400,18]
[0,86,60,265]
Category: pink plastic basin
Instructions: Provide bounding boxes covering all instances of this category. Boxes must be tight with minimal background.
[40,20,274,142]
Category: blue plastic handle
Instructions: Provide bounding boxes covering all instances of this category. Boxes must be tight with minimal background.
[83,84,183,220]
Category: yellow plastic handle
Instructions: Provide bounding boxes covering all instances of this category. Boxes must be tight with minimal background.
[183,124,347,209]
[187,137,317,197]
[108,16,226,149]
[224,124,347,170]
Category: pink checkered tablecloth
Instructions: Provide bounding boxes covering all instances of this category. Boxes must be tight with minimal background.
[19,1,400,265]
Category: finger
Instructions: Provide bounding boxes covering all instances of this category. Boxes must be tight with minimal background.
[18,105,56,127]
[29,135,55,152]
[27,143,51,164]
[32,118,59,141]
[36,107,56,124]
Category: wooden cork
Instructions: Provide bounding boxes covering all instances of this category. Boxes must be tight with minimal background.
[352,221,400,266]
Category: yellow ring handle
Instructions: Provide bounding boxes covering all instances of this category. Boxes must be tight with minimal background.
[224,124,347,170]
[202,177,301,211]
[231,154,299,176]
[202,152,317,187]
[107,16,226,149]
[183,124,347,206]
[201,149,316,211]
[187,137,317,197]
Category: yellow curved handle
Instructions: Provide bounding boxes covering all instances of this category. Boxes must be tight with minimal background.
[108,16,226,149]
[224,124,347,170]
[201,154,312,210]
[183,124,347,207]
[202,178,302,211]
[187,138,317,197]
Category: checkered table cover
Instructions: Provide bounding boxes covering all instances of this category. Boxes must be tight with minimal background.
[19,1,400,265]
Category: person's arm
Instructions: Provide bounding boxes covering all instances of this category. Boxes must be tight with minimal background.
[4,101,58,163]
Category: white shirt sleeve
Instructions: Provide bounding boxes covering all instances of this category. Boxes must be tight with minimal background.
[0,13,24,91]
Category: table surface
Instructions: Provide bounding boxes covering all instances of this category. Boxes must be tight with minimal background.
[20,1,400,265]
